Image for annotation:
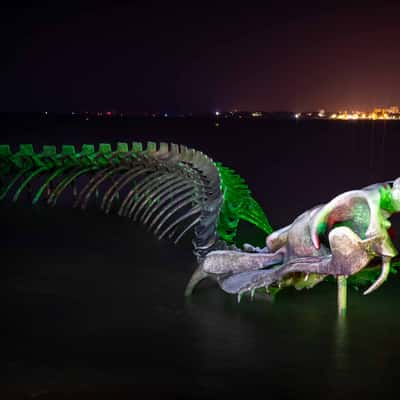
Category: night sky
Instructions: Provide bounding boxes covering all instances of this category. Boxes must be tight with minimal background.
[1,1,400,113]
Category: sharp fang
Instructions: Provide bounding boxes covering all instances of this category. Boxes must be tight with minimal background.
[237,292,243,303]
[304,273,309,281]
[250,288,256,300]
[265,286,269,294]
[363,256,391,295]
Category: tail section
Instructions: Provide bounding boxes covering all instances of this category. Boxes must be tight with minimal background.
[1,142,274,296]
[0,142,223,257]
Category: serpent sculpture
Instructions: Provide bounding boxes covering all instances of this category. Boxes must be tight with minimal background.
[1,142,399,314]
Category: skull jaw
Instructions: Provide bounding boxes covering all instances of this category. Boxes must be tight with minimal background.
[218,226,376,296]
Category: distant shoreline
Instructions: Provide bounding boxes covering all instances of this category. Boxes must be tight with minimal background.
[1,111,400,122]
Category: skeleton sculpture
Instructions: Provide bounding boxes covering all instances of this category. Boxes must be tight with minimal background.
[0,142,399,314]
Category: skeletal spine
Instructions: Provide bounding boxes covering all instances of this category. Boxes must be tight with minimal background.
[0,142,272,264]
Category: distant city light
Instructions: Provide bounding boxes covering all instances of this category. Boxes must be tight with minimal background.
[325,106,400,121]
[291,106,400,121]
[35,107,400,121]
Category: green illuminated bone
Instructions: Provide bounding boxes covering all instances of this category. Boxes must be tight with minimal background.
[216,163,273,242]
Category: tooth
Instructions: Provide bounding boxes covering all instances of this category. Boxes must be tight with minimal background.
[363,256,391,295]
[305,274,309,281]
[237,292,243,303]
[251,288,256,300]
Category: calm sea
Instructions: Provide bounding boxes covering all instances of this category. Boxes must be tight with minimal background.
[1,114,400,398]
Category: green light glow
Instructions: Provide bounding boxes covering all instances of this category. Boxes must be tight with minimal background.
[379,185,396,213]
[215,162,273,242]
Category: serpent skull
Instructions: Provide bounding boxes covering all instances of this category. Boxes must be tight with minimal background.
[192,178,400,299]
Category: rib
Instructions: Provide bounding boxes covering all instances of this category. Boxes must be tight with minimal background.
[80,166,127,210]
[12,166,47,202]
[158,206,202,240]
[128,173,177,220]
[153,196,198,236]
[173,216,201,244]
[33,166,74,204]
[48,166,98,205]
[133,174,182,222]
[0,168,31,201]
[100,165,147,212]
[142,181,194,227]
[119,171,165,217]
[149,189,195,232]
[74,166,115,208]
[138,175,183,223]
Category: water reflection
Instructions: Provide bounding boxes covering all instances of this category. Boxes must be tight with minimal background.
[184,280,400,396]
[2,205,400,397]
[334,311,348,376]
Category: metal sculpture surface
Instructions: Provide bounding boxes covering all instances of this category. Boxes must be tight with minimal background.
[1,142,399,314]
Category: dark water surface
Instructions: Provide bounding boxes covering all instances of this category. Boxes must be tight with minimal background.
[1,116,400,398]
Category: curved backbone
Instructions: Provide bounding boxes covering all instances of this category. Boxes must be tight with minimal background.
[0,142,272,260]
